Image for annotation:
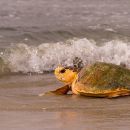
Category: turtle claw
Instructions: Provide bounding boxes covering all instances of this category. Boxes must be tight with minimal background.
[38,93,45,96]
[38,91,55,96]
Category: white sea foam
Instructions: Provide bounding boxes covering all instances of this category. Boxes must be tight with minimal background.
[1,38,130,73]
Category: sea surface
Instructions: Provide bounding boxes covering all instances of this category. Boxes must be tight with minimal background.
[0,0,130,130]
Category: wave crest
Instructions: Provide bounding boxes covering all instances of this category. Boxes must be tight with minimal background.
[1,38,130,73]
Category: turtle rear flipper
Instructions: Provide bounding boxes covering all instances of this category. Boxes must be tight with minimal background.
[107,88,130,98]
[78,88,130,98]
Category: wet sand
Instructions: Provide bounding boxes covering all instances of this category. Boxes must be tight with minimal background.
[0,74,130,130]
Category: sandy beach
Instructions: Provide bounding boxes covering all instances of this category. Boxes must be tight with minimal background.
[0,74,130,130]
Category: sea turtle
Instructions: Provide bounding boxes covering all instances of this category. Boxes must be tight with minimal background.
[40,62,130,98]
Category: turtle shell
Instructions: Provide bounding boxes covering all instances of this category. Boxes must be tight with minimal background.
[72,62,130,97]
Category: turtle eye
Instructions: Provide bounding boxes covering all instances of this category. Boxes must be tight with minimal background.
[60,69,66,73]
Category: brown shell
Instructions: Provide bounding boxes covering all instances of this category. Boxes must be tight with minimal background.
[73,62,130,97]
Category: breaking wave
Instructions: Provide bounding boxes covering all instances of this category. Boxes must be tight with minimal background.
[1,38,130,74]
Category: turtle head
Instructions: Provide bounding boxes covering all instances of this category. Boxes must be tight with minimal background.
[54,66,78,84]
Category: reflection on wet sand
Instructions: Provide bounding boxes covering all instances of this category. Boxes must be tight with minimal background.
[0,74,130,130]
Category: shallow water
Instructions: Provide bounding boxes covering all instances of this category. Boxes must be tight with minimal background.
[0,74,130,130]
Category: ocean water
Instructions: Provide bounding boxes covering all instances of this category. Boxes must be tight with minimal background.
[0,0,130,73]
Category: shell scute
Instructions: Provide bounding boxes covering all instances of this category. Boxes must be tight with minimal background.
[77,62,130,91]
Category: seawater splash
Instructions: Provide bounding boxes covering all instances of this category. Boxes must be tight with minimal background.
[1,38,130,73]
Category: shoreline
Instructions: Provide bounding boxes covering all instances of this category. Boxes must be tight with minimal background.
[0,74,130,130]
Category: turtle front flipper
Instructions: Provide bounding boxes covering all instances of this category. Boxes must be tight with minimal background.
[39,84,71,96]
